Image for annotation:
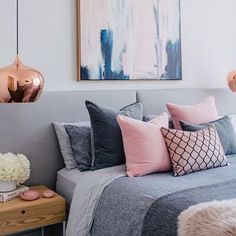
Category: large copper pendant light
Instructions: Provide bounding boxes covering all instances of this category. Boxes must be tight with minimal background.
[0,0,44,103]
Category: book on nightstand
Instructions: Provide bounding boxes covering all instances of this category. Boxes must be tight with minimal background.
[0,185,29,203]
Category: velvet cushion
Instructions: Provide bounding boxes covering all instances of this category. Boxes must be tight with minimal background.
[166,96,219,130]
[65,125,92,171]
[161,126,228,176]
[143,115,174,129]
[229,115,236,133]
[117,113,171,177]
[53,121,90,170]
[180,116,236,156]
[85,101,143,170]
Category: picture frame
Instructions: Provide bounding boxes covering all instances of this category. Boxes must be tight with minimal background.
[76,0,182,81]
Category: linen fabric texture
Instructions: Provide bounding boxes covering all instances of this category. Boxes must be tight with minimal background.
[65,125,92,171]
[85,101,143,170]
[229,115,236,133]
[161,126,228,176]
[180,116,236,156]
[53,121,90,170]
[143,115,174,129]
[117,113,171,177]
[166,96,219,130]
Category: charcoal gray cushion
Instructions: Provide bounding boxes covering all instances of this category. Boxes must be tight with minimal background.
[143,115,174,129]
[65,125,92,171]
[85,101,143,170]
[180,116,236,155]
[53,121,90,170]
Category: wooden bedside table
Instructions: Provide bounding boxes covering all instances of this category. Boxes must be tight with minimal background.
[0,185,66,236]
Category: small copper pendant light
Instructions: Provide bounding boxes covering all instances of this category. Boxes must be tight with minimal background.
[0,0,44,103]
[227,70,236,92]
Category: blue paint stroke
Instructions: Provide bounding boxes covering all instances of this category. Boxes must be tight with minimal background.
[100,29,129,80]
[161,39,182,80]
[100,29,113,80]
[80,66,89,80]
[99,65,102,80]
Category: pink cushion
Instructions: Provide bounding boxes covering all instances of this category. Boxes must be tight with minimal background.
[161,126,228,176]
[166,96,219,130]
[117,113,171,177]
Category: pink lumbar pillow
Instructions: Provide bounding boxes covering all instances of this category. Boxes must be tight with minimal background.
[117,113,171,177]
[166,96,219,130]
[161,125,228,176]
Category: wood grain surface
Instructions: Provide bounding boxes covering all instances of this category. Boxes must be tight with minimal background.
[0,185,66,235]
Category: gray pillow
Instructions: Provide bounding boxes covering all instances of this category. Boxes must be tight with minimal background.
[230,115,236,133]
[53,121,90,170]
[65,125,92,171]
[85,101,143,170]
[143,115,174,129]
[180,116,236,156]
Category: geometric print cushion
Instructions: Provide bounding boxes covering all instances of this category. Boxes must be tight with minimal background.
[161,125,228,176]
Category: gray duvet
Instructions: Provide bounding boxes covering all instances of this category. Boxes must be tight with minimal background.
[66,165,126,236]
[67,155,236,236]
[91,155,236,236]
[142,179,236,236]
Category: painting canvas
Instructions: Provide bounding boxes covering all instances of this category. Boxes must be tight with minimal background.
[78,0,182,80]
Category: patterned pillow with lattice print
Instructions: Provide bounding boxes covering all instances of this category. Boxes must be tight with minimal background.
[161,125,228,176]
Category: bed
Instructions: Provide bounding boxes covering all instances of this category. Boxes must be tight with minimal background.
[56,155,236,236]
[56,168,80,205]
[52,89,236,236]
[1,88,235,236]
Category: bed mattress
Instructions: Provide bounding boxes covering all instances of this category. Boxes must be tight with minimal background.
[91,155,236,236]
[56,168,81,205]
[60,155,236,236]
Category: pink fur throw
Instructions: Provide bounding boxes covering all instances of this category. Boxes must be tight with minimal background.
[178,198,236,236]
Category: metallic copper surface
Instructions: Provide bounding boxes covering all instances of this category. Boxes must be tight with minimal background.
[227,70,236,92]
[0,55,44,103]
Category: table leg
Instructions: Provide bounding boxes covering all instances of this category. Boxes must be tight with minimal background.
[41,227,44,236]
[63,221,66,236]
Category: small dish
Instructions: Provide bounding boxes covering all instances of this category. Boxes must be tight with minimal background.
[43,190,55,198]
[21,190,40,201]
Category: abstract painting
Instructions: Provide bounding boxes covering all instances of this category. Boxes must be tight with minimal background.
[78,0,182,80]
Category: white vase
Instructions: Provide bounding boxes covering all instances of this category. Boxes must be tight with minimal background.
[0,181,17,192]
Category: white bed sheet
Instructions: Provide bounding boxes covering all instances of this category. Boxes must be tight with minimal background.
[56,168,81,205]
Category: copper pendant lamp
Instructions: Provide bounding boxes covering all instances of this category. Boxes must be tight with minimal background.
[0,0,44,103]
[227,70,236,92]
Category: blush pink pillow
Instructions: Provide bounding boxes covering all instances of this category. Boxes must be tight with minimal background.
[117,113,171,177]
[166,96,219,130]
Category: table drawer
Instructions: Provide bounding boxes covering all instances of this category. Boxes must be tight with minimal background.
[0,198,66,235]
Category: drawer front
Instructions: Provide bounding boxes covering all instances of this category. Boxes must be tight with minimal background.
[0,201,65,235]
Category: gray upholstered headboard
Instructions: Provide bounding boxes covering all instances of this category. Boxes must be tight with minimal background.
[0,89,235,189]
[137,89,236,115]
[0,90,136,189]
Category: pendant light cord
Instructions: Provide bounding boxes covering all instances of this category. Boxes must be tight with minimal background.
[16,0,19,55]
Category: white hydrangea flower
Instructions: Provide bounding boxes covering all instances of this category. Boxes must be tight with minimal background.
[0,153,30,184]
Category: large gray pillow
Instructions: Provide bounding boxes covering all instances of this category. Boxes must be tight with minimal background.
[180,116,236,156]
[65,125,92,171]
[53,121,90,170]
[85,101,143,170]
[230,115,236,133]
